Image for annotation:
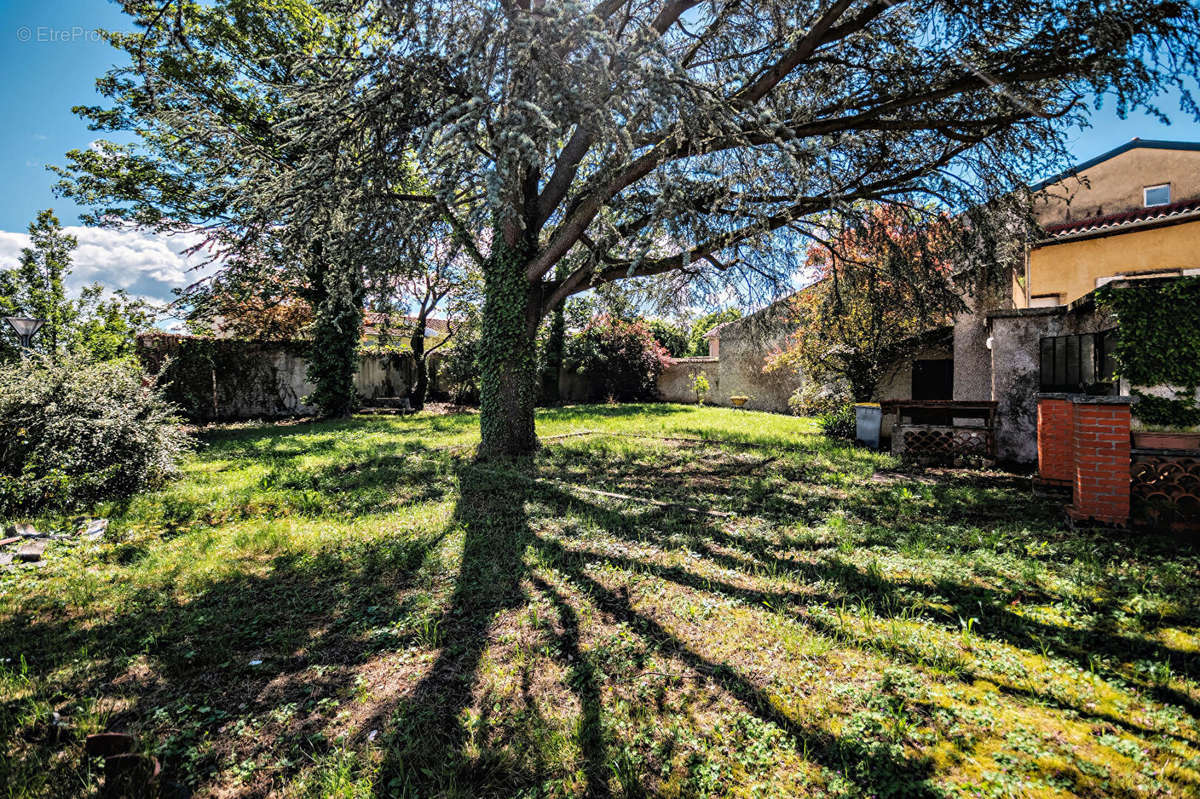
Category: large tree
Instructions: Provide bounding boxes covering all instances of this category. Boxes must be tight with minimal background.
[371,233,477,410]
[64,0,1199,454]
[57,1,418,416]
[764,205,958,401]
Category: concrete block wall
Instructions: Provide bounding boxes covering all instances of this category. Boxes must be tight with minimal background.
[987,305,1117,464]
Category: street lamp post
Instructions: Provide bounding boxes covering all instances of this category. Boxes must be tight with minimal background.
[3,317,45,355]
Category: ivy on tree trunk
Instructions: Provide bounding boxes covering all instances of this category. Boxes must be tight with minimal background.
[304,250,363,418]
[478,239,539,458]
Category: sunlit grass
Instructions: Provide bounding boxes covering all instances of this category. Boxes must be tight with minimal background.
[2,404,1198,797]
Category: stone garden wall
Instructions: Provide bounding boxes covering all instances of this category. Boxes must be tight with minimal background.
[136,333,434,422]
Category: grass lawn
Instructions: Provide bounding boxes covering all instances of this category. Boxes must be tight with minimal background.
[2,404,1199,798]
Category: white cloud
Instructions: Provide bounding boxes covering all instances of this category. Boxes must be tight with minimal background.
[0,225,224,306]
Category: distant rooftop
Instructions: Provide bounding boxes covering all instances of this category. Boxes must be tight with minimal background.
[1030,138,1200,193]
[1041,194,1200,241]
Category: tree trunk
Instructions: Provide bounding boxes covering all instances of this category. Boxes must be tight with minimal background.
[409,326,428,411]
[303,246,363,418]
[477,241,539,459]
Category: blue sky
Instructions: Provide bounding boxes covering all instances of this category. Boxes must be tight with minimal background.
[1,0,1199,303]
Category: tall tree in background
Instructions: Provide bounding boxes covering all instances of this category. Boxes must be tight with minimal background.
[373,234,476,410]
[765,206,957,401]
[7,211,74,357]
[686,309,742,357]
[0,210,154,363]
[63,0,1200,454]
[56,1,413,416]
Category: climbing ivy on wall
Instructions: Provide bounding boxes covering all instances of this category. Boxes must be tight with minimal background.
[302,254,364,418]
[1095,276,1200,427]
[137,335,308,422]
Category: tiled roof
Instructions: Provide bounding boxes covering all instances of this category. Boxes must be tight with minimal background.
[1041,195,1200,240]
[362,312,449,333]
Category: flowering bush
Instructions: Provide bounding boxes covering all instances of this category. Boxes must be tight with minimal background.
[564,315,673,402]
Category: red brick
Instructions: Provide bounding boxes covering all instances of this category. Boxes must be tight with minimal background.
[1067,399,1131,526]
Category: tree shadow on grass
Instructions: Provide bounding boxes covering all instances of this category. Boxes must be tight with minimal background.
[373,462,537,797]
[10,424,1200,797]
[514,439,1200,749]
[0,523,453,796]
[368,458,942,798]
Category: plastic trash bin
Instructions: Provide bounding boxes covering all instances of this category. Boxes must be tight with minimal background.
[854,403,882,449]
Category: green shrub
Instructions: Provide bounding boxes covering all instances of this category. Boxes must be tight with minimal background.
[1133,391,1200,427]
[564,315,672,402]
[440,335,481,405]
[1096,277,1200,427]
[0,357,190,515]
[645,319,690,358]
[819,402,857,441]
[788,381,851,417]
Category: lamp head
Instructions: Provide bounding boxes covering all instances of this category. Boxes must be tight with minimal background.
[4,317,44,338]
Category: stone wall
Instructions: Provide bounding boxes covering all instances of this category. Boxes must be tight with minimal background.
[653,305,951,416]
[653,305,802,413]
[986,302,1116,463]
[137,333,437,422]
[657,357,720,404]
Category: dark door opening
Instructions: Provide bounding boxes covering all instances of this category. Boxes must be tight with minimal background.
[912,359,953,401]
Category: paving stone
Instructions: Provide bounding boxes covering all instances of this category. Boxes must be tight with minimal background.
[0,552,12,566]
[81,519,109,540]
[15,540,46,562]
[12,522,37,537]
[86,731,134,757]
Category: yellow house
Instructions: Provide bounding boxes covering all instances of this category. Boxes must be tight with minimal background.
[1014,139,1200,308]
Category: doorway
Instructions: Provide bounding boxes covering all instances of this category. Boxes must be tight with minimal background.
[912,359,953,401]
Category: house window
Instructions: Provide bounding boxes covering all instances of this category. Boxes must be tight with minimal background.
[1039,330,1118,393]
[1029,293,1062,308]
[1144,184,1171,207]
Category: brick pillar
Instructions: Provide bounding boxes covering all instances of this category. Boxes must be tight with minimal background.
[1068,397,1132,527]
[1036,394,1075,485]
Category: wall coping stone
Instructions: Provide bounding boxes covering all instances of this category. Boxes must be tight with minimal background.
[671,356,719,363]
[1068,395,1133,405]
[1036,393,1132,405]
[987,306,1067,320]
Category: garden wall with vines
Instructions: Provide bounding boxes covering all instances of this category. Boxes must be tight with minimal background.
[1096,276,1200,427]
[136,334,421,422]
